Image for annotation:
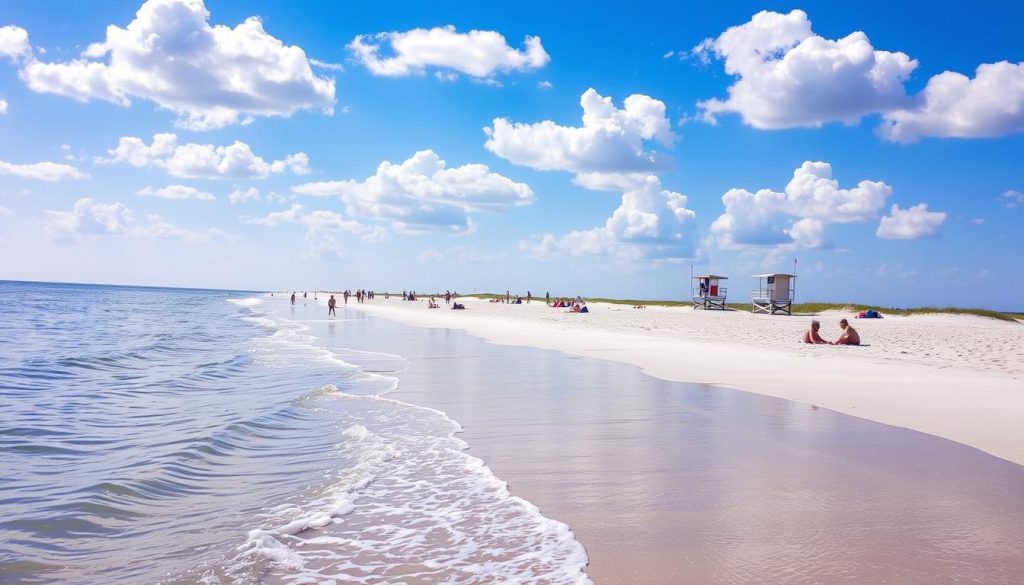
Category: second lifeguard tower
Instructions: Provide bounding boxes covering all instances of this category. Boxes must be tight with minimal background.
[751,273,796,315]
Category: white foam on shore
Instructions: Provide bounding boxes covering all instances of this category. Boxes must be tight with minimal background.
[227,297,264,308]
[223,390,590,584]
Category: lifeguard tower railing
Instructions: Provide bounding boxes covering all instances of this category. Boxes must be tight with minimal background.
[693,286,728,310]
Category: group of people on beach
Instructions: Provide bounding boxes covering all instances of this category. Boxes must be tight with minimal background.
[344,289,373,303]
[318,289,375,317]
[549,296,588,313]
[289,291,319,304]
[802,319,861,345]
[488,290,535,304]
[485,291,589,313]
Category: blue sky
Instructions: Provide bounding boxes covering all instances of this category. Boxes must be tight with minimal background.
[0,0,1021,309]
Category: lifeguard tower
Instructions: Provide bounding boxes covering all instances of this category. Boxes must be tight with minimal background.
[692,275,728,310]
[751,273,796,315]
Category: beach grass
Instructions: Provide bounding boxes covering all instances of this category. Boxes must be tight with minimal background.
[787,303,1021,322]
[464,294,1021,322]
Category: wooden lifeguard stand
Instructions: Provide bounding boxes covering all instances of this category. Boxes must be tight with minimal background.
[751,273,796,315]
[692,275,728,310]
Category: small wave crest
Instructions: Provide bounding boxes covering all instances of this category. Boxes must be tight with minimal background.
[210,392,591,584]
[227,297,264,308]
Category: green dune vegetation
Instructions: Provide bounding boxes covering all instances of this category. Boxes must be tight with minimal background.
[464,294,1022,322]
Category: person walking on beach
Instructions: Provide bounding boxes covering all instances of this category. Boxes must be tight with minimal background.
[328,295,337,317]
[801,320,828,344]
[833,319,861,345]
[506,290,510,303]
[343,290,350,304]
[546,291,550,305]
[290,292,296,305]
[527,291,532,304]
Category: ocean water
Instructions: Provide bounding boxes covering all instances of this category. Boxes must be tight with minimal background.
[0,282,588,584]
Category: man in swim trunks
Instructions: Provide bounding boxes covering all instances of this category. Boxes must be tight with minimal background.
[802,320,828,344]
[833,318,861,345]
[328,295,336,317]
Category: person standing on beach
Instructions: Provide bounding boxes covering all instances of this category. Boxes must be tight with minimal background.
[527,291,532,304]
[546,291,550,305]
[506,290,510,303]
[290,293,296,305]
[328,295,337,317]
[343,290,350,304]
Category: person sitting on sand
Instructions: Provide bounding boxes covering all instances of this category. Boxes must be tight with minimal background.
[452,302,465,310]
[428,297,439,309]
[833,319,861,346]
[802,320,828,344]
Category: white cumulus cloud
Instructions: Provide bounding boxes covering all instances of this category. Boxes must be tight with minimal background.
[45,197,221,242]
[879,61,1024,142]
[876,203,946,239]
[228,187,261,204]
[485,88,675,184]
[349,25,549,79]
[137,185,214,200]
[709,161,891,250]
[1001,189,1024,208]
[241,204,387,255]
[694,9,917,129]
[0,98,7,114]
[0,160,89,181]
[0,25,30,61]
[17,0,335,130]
[99,133,309,179]
[292,149,533,234]
[522,175,696,262]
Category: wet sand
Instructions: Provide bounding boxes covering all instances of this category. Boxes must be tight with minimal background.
[329,310,1024,584]
[355,297,1024,466]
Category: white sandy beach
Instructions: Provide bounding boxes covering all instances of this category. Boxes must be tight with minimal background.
[345,295,1024,466]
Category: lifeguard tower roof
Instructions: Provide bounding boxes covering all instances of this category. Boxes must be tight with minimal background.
[751,273,795,278]
[694,274,729,280]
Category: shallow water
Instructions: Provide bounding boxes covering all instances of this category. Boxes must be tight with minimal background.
[0,282,586,584]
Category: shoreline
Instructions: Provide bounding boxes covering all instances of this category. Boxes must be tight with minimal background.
[341,295,1024,466]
